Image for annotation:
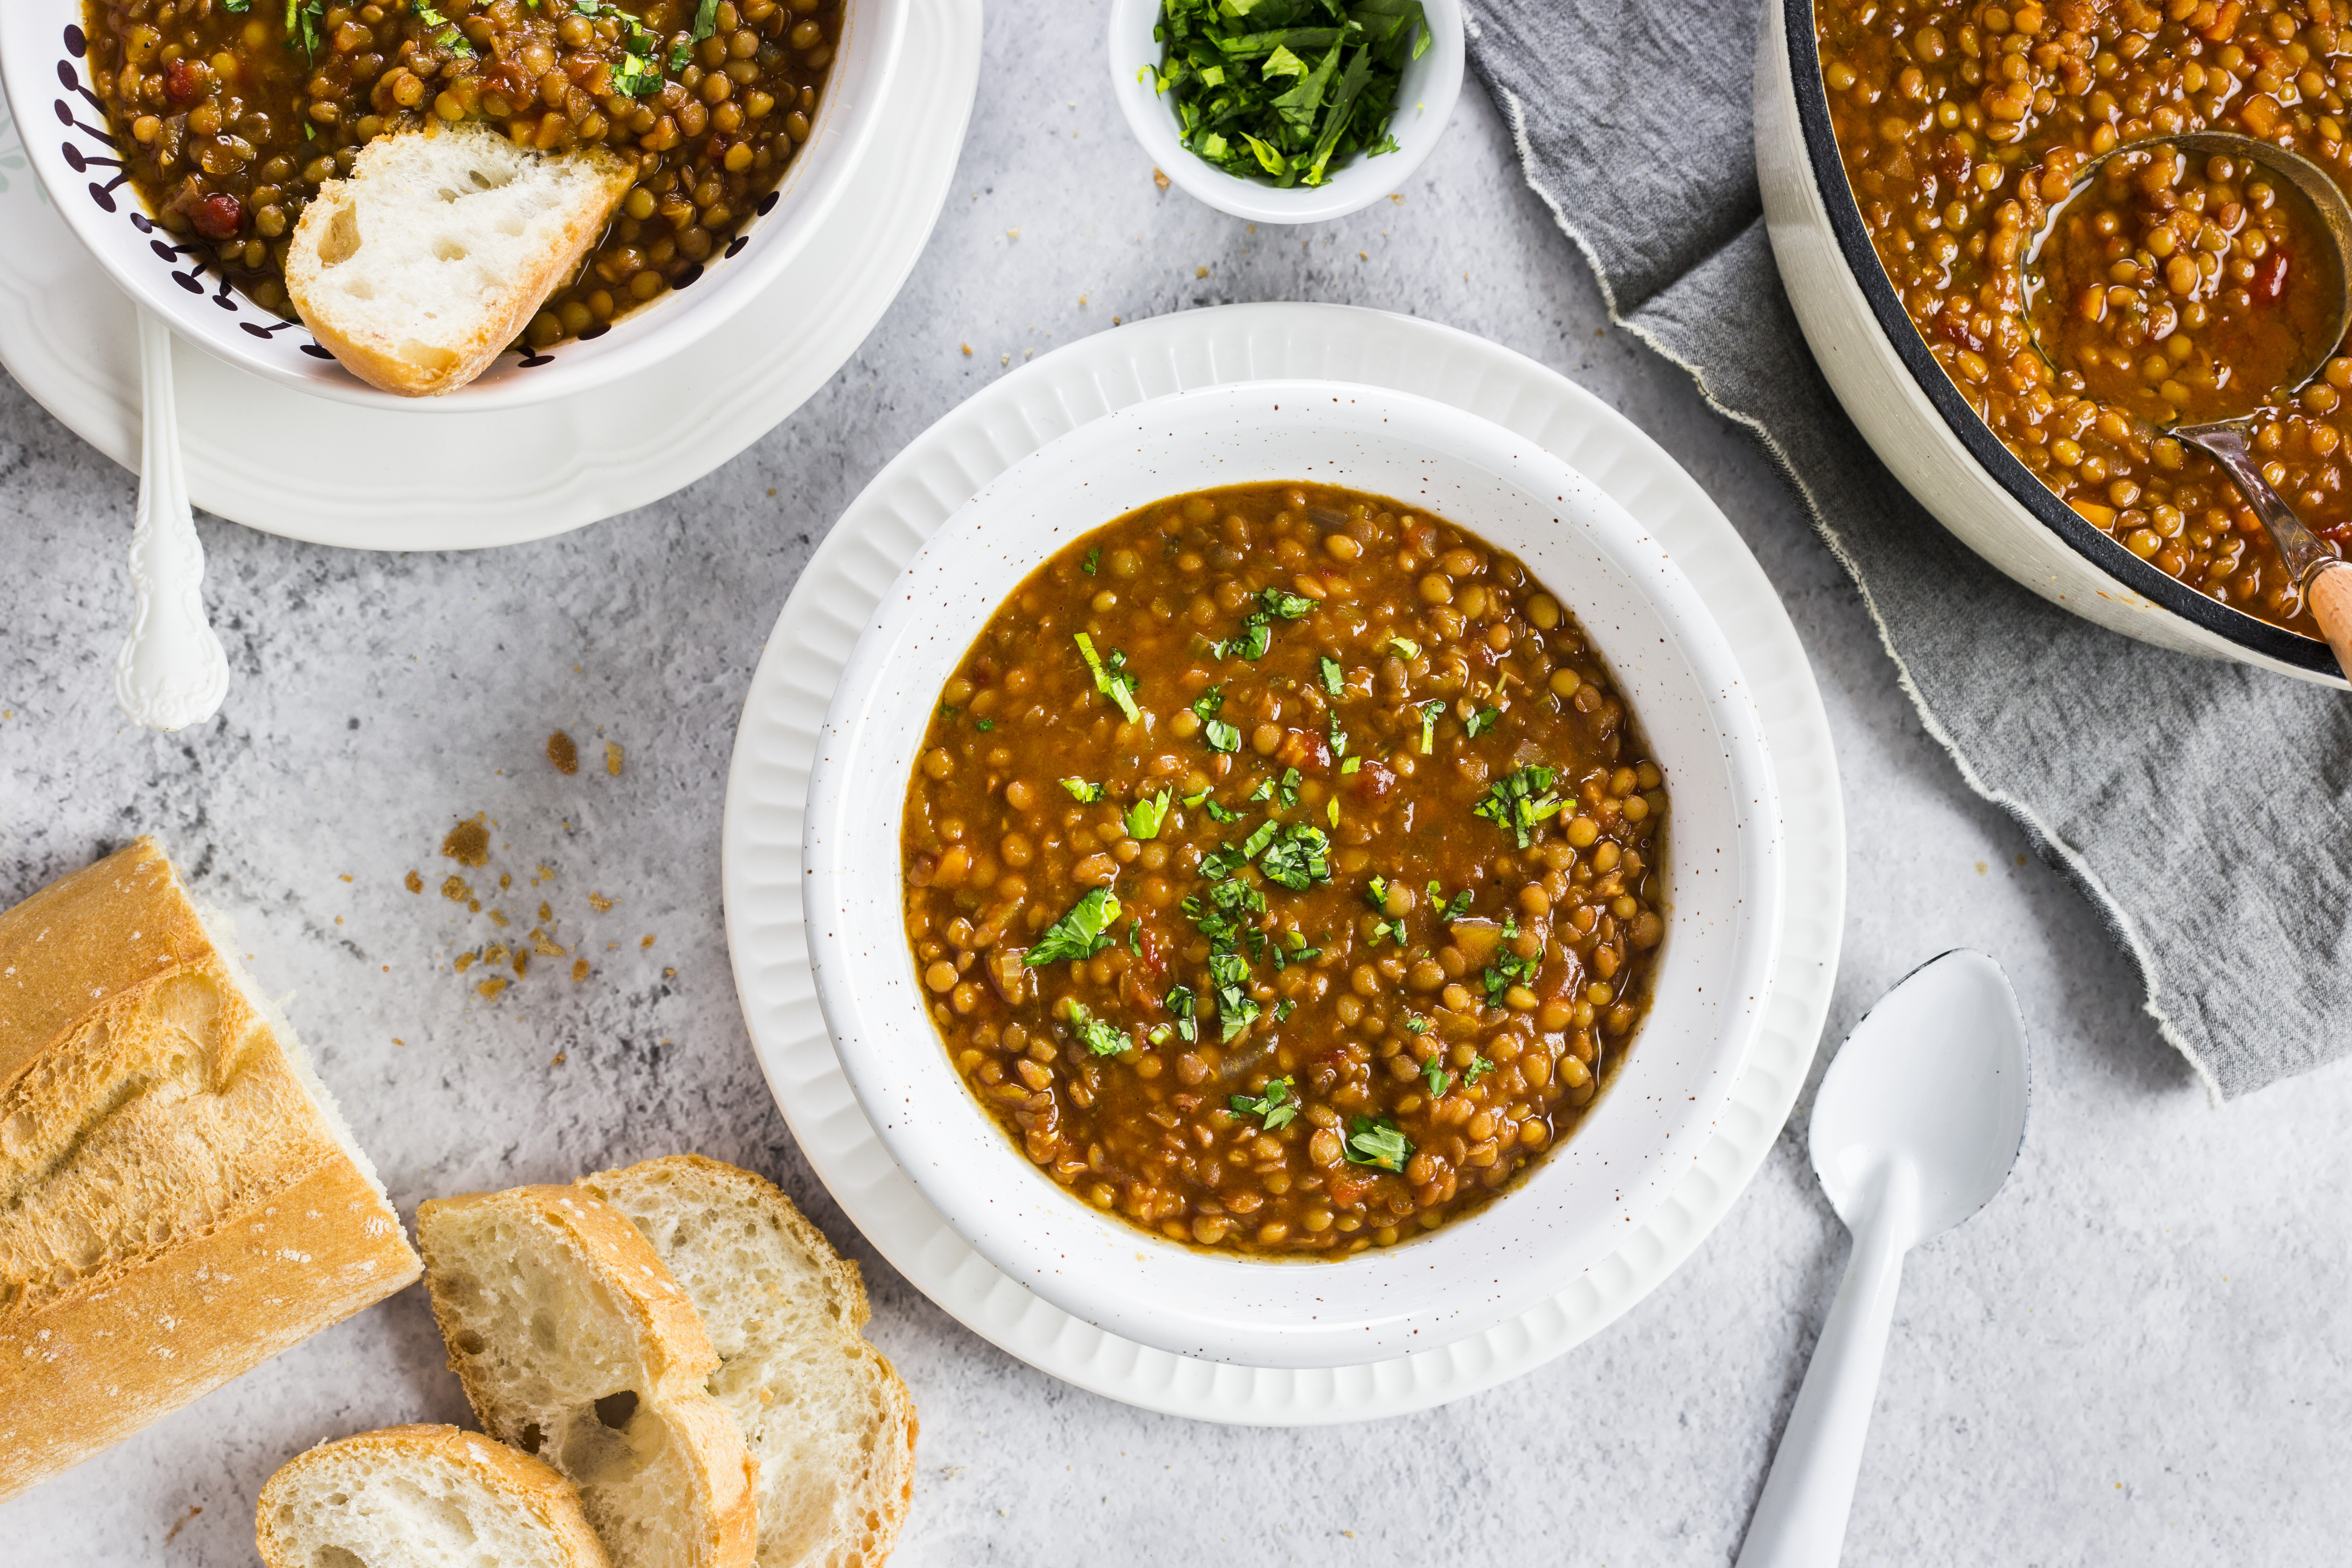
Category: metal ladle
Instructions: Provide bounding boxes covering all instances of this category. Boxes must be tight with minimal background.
[2029,131,2352,677]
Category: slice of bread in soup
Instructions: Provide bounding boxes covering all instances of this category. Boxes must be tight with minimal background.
[256,1423,614,1568]
[0,837,422,1502]
[416,1186,759,1568]
[287,121,633,397]
[581,1155,918,1568]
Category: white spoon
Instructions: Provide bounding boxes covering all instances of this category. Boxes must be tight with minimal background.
[114,308,229,731]
[1734,949,2030,1568]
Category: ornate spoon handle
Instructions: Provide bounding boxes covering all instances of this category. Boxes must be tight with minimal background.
[114,310,229,731]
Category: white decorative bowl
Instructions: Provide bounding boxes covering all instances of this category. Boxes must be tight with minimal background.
[802,379,1787,1367]
[1754,0,2341,684]
[1105,0,1463,225]
[0,0,904,412]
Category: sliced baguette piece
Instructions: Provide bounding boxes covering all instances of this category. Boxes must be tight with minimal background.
[580,1156,917,1568]
[416,1187,758,1568]
[285,120,633,397]
[0,837,422,1503]
[256,1423,614,1568]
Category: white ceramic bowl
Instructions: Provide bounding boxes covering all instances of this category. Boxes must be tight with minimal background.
[1105,0,1462,225]
[0,0,905,413]
[802,379,1787,1367]
[1754,0,2341,685]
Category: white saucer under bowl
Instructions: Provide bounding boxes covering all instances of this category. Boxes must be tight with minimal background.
[724,301,1848,1419]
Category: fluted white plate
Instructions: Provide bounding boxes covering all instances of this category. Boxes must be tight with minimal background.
[722,301,1846,1423]
[0,0,977,550]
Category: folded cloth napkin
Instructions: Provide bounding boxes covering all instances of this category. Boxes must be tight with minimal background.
[1465,0,2352,1100]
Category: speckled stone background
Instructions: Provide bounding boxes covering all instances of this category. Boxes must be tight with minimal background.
[4,8,2349,1564]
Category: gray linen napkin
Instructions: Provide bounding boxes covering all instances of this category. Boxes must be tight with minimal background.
[1465,0,2352,1099]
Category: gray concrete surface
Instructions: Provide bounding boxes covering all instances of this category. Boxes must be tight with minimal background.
[2,7,2346,1564]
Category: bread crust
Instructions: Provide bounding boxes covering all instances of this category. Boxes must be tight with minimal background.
[0,839,422,1504]
[285,122,633,397]
[256,1423,615,1568]
[418,1187,760,1568]
[581,1155,919,1568]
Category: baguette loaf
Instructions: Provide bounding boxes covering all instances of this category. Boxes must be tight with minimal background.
[257,1424,614,1568]
[417,1187,759,1568]
[286,121,634,397]
[0,838,422,1502]
[581,1156,917,1568]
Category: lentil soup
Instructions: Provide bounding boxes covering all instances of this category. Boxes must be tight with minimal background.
[1815,0,2352,635]
[899,483,1669,1261]
[80,0,842,349]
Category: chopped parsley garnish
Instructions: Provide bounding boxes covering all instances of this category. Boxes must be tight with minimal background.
[1341,756,1362,773]
[1422,1055,1454,1097]
[1248,777,1275,804]
[1229,1076,1298,1130]
[1185,790,1241,823]
[1165,983,1199,1043]
[1126,791,1173,840]
[1472,765,1565,849]
[1144,0,1430,189]
[1027,887,1123,965]
[691,0,721,38]
[1277,768,1303,808]
[1328,714,1348,759]
[1274,997,1298,1021]
[974,719,994,731]
[1201,840,1254,882]
[1465,705,1502,738]
[1343,1115,1412,1174]
[937,703,958,719]
[221,0,249,10]
[1417,698,1446,754]
[1064,1000,1131,1057]
[1192,688,1243,753]
[1240,818,1281,860]
[1320,656,1345,696]
[1260,585,1317,619]
[1388,635,1421,661]
[1365,874,1389,907]
[1082,546,1102,575]
[1060,777,1105,802]
[287,0,328,54]
[1208,951,1260,1040]
[1465,1055,1495,1084]
[1074,632,1142,722]
[1259,824,1332,890]
[1427,881,1474,920]
[1212,613,1273,661]
[1403,1013,1433,1034]
[1482,946,1541,1005]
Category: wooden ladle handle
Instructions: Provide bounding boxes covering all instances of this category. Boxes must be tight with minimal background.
[2306,561,2352,686]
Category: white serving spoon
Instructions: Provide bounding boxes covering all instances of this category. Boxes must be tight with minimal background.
[115,308,229,731]
[1734,949,2031,1568]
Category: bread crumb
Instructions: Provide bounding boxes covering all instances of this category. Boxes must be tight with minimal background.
[393,1037,405,1045]
[537,863,557,882]
[1000,353,1010,365]
[339,873,353,883]
[468,899,481,913]
[442,875,472,902]
[663,967,677,979]
[1006,227,1020,239]
[455,952,477,973]
[499,872,512,889]
[1195,266,1208,278]
[514,951,530,978]
[539,901,553,922]
[532,931,567,957]
[641,934,656,949]
[488,909,510,928]
[1359,251,1368,260]
[441,815,491,866]
[589,892,614,912]
[551,1052,567,1066]
[1078,293,1088,305]
[1390,193,1404,203]
[1153,167,1170,189]
[605,741,624,776]
[548,731,579,774]
[164,1506,202,1544]
[961,342,973,356]
[476,977,508,998]
[485,944,509,965]
[572,958,590,982]
[405,870,423,893]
